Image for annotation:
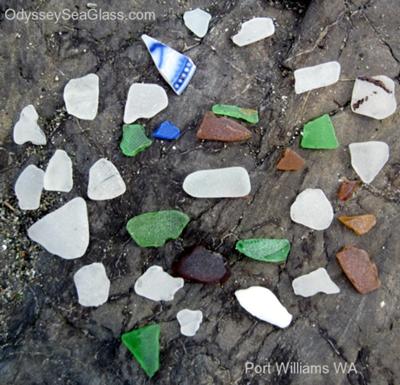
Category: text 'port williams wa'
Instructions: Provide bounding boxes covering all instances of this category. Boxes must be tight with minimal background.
[245,361,358,375]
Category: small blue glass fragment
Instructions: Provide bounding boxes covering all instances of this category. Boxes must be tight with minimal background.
[152,121,181,140]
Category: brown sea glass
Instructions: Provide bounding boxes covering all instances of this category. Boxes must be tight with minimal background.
[337,179,360,201]
[276,148,305,171]
[338,214,376,235]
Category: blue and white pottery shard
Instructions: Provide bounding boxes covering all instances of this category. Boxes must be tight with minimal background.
[141,34,196,95]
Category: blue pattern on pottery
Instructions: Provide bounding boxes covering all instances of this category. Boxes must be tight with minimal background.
[152,121,181,140]
[141,34,196,95]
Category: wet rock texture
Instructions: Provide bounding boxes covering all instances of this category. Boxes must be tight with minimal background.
[1,1,399,384]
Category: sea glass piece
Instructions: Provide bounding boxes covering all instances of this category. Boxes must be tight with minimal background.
[121,324,160,378]
[197,111,252,142]
[211,104,259,124]
[120,124,152,157]
[235,286,292,328]
[183,167,251,198]
[338,214,376,235]
[276,148,305,171]
[290,188,334,230]
[15,165,44,210]
[141,34,196,95]
[73,262,110,307]
[134,265,184,301]
[231,17,275,47]
[87,158,126,200]
[172,246,230,283]
[27,197,89,259]
[176,309,203,337]
[294,61,341,94]
[126,210,190,247]
[44,149,73,192]
[235,239,290,263]
[301,114,339,149]
[292,268,340,297]
[63,73,99,120]
[152,121,181,140]
[349,141,389,184]
[336,245,380,294]
[351,75,396,119]
[13,105,46,145]
[337,179,360,201]
[123,83,168,124]
[183,8,211,38]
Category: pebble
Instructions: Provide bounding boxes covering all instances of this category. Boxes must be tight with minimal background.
[183,8,211,38]
[183,167,251,198]
[121,324,160,378]
[152,121,181,140]
[44,149,73,192]
[172,246,230,283]
[301,114,339,149]
[349,141,389,184]
[176,309,203,337]
[87,158,126,200]
[290,188,334,230]
[197,111,252,142]
[292,267,340,297]
[123,83,168,124]
[338,214,377,235]
[134,265,184,301]
[14,165,44,210]
[235,239,290,263]
[351,75,396,119]
[27,197,89,259]
[120,124,153,157]
[231,17,275,47]
[276,148,305,171]
[73,262,110,307]
[211,104,259,124]
[63,73,99,120]
[294,61,341,94]
[142,34,196,95]
[13,105,46,145]
[235,286,292,328]
[127,210,190,247]
[336,245,380,294]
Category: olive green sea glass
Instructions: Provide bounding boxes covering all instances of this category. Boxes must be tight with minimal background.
[120,124,152,157]
[211,104,259,124]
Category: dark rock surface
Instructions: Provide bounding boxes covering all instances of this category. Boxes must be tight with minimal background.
[1,0,399,384]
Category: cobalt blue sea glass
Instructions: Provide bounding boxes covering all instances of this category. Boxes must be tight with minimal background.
[141,34,196,95]
[152,121,181,140]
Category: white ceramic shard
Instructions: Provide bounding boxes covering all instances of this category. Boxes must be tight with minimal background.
[235,286,292,328]
[349,141,389,184]
[15,165,44,210]
[183,8,211,38]
[231,17,275,47]
[290,188,334,230]
[27,197,89,259]
[13,105,46,145]
[63,73,99,120]
[134,265,184,302]
[294,61,341,94]
[74,262,110,307]
[141,35,196,95]
[44,149,73,192]
[292,268,340,297]
[183,167,251,198]
[176,309,203,337]
[123,83,168,124]
[87,158,126,200]
[351,75,396,119]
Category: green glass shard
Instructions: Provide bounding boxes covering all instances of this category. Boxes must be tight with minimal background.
[212,104,259,124]
[120,124,152,157]
[121,324,160,378]
[300,114,339,149]
[235,238,291,263]
[126,210,190,247]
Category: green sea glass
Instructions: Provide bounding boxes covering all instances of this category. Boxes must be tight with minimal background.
[235,238,291,263]
[211,104,259,124]
[121,324,160,378]
[126,210,190,247]
[120,124,152,157]
[300,114,339,149]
